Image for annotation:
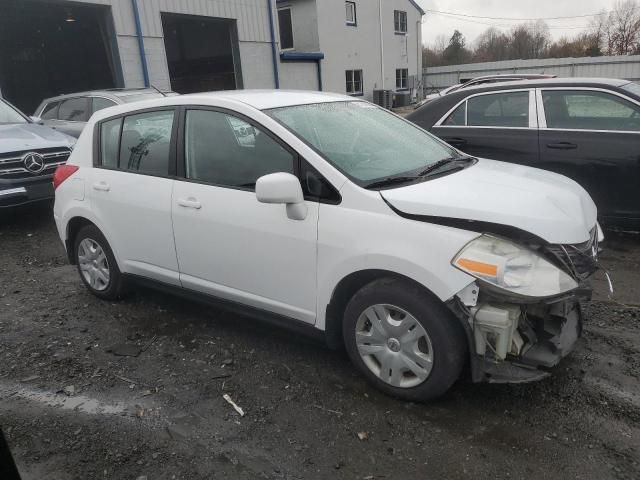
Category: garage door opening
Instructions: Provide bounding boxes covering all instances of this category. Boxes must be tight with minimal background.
[0,0,121,114]
[161,13,243,94]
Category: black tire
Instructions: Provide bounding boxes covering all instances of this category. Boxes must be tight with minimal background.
[342,277,467,401]
[74,224,127,300]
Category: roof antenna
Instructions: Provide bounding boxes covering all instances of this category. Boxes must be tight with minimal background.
[150,84,167,97]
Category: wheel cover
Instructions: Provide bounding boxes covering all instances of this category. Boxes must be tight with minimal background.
[355,304,434,388]
[78,238,110,292]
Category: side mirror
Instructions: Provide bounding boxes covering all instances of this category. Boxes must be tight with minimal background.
[256,172,307,221]
[30,116,44,125]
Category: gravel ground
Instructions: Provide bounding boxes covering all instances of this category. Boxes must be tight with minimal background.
[1,202,639,480]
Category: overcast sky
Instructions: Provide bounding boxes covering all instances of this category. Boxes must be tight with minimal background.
[416,0,618,47]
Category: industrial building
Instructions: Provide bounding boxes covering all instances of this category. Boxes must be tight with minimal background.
[0,0,424,113]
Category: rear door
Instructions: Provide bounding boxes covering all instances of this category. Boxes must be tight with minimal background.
[431,89,539,166]
[537,88,640,226]
[90,108,180,285]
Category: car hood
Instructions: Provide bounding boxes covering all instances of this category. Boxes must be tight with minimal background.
[0,123,75,155]
[380,158,597,245]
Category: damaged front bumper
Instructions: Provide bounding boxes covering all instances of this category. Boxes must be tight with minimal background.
[448,283,589,384]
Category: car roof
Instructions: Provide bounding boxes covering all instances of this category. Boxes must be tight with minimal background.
[40,88,170,103]
[407,77,636,127]
[183,89,354,110]
[88,90,357,123]
[457,77,630,93]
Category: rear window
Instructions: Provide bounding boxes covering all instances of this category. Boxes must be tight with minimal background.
[467,91,529,128]
[99,110,175,176]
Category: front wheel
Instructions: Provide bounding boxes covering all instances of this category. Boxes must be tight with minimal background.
[342,278,467,401]
[74,225,127,300]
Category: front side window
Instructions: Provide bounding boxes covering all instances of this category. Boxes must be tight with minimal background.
[40,102,60,120]
[99,110,174,176]
[346,1,356,25]
[542,90,640,132]
[184,109,294,188]
[346,70,363,95]
[267,101,458,183]
[278,8,294,50]
[394,10,407,33]
[92,97,118,114]
[467,91,529,128]
[58,97,89,122]
[396,69,408,90]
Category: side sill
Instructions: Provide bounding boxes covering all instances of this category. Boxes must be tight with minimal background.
[123,274,328,346]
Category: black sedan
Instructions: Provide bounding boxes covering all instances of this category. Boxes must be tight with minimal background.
[407,78,640,230]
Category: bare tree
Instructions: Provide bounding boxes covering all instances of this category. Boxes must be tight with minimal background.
[474,27,510,62]
[507,21,550,59]
[599,0,640,55]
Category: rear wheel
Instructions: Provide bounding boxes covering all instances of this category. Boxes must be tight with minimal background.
[74,225,126,300]
[343,278,467,401]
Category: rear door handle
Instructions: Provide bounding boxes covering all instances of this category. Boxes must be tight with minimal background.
[92,181,110,192]
[443,137,467,148]
[547,142,577,150]
[177,198,202,209]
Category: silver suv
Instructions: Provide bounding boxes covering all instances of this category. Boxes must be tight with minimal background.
[33,88,176,138]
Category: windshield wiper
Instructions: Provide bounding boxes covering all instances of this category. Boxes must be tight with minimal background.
[364,175,421,189]
[417,157,473,177]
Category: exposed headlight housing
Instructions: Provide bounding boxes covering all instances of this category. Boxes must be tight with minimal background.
[452,235,578,298]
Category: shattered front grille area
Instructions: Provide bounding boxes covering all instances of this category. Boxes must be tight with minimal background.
[545,227,599,280]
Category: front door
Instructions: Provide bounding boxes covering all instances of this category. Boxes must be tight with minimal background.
[431,89,539,166]
[90,108,180,285]
[537,88,640,227]
[172,108,318,323]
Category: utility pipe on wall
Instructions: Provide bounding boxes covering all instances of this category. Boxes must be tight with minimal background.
[379,0,385,89]
[131,0,150,87]
[267,0,280,88]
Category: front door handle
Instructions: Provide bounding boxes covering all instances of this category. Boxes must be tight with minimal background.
[443,137,467,148]
[92,181,110,192]
[177,198,202,209]
[547,142,577,150]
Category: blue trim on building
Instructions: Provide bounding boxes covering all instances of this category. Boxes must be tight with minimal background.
[279,52,325,61]
[279,52,325,91]
[131,0,150,87]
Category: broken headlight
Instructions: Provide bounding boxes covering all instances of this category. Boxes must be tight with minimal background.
[452,234,578,298]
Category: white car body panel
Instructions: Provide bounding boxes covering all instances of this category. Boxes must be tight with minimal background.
[53,90,598,335]
[381,158,598,245]
[172,181,319,323]
[88,168,180,286]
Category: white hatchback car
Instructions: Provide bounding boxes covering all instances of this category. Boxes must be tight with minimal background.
[54,90,603,401]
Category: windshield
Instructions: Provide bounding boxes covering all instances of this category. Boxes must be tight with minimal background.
[622,82,640,97]
[267,101,460,183]
[0,100,27,125]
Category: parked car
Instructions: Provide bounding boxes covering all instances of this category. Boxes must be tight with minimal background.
[0,97,75,208]
[408,78,640,230]
[33,88,177,138]
[418,74,557,107]
[54,91,602,401]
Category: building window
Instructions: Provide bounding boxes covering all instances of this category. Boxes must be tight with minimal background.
[346,2,357,26]
[278,8,294,50]
[396,69,408,90]
[394,10,407,34]
[346,70,363,95]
